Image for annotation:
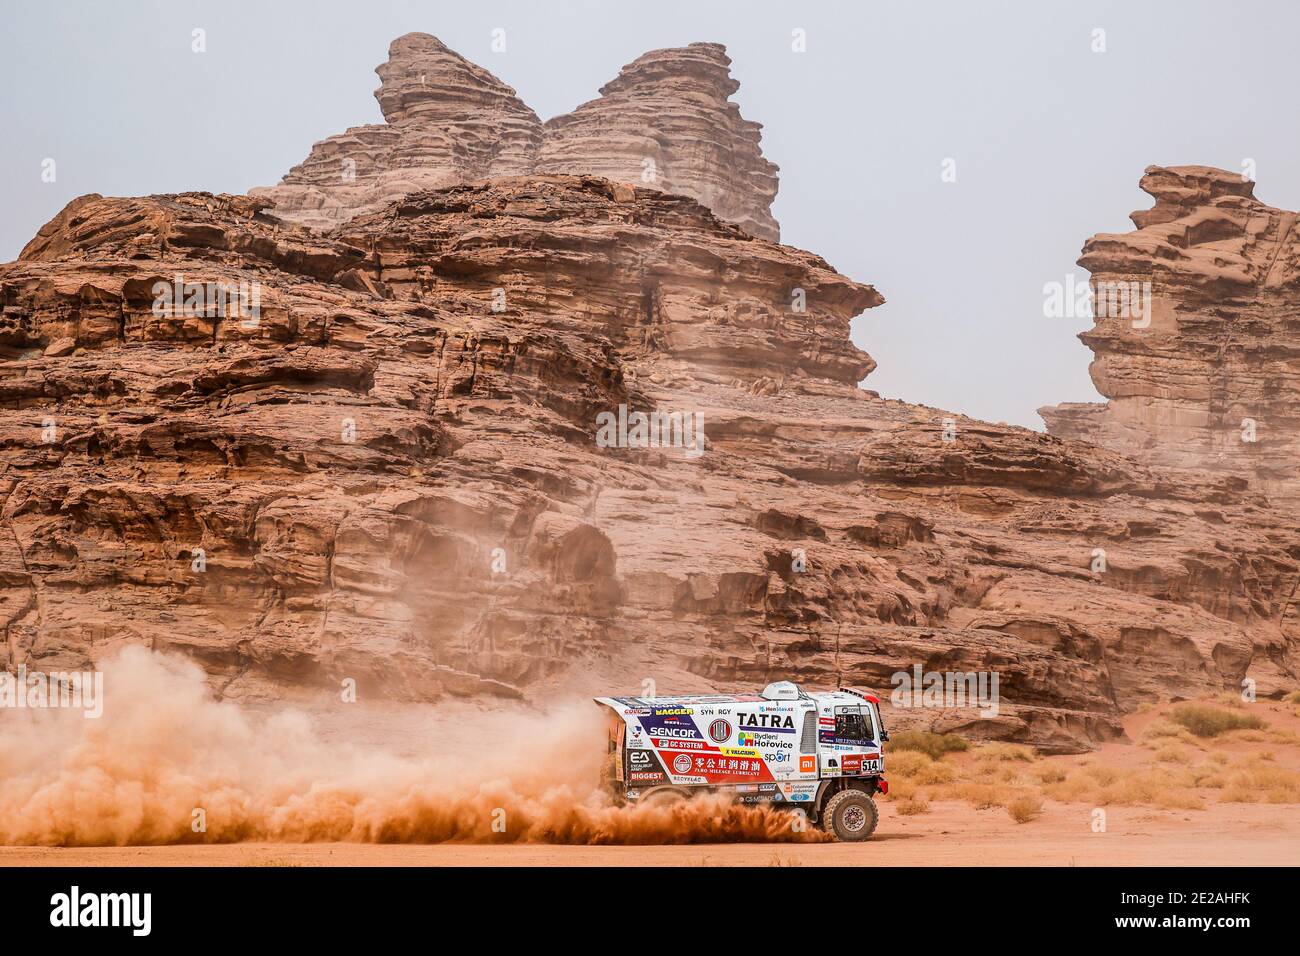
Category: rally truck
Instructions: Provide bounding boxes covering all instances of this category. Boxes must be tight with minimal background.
[594,681,889,841]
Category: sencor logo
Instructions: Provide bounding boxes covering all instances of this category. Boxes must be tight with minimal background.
[707,718,732,742]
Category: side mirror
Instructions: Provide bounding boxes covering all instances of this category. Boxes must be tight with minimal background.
[880,730,890,743]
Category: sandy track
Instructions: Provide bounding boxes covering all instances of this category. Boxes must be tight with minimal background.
[3,799,1295,867]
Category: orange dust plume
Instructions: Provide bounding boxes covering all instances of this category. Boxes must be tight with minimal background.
[0,647,828,846]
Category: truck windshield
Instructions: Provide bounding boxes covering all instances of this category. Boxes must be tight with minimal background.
[835,710,874,745]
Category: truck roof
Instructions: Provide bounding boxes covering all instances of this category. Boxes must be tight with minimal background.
[594,685,880,711]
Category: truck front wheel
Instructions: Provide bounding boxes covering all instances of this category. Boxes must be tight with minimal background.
[823,789,878,842]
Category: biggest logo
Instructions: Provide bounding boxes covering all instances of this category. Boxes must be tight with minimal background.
[707,718,733,743]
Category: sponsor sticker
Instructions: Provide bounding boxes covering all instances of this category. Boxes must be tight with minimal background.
[707,718,733,743]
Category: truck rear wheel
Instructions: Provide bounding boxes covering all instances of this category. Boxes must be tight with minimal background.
[823,789,878,842]
[641,788,688,807]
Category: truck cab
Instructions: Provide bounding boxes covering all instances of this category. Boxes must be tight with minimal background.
[594,681,889,841]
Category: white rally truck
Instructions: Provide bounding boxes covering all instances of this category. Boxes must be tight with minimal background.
[594,681,889,841]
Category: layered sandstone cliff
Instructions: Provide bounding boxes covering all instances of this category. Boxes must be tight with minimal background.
[4,178,1298,752]
[252,34,781,241]
[1040,165,1300,509]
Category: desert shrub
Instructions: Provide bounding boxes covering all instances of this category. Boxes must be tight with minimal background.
[1042,766,1204,810]
[1084,764,1119,786]
[885,750,956,786]
[1218,757,1300,803]
[952,782,1004,809]
[884,777,920,801]
[974,742,1036,762]
[888,730,969,760]
[1006,794,1043,823]
[1228,729,1268,742]
[1138,720,1199,747]
[1035,764,1068,784]
[893,796,931,816]
[1170,705,1264,738]
[1154,745,1191,764]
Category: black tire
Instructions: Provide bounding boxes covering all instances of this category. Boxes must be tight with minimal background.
[823,789,879,842]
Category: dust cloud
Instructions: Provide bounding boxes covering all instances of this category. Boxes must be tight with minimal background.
[0,647,825,846]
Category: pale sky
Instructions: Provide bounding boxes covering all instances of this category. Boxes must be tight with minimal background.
[3,0,1297,428]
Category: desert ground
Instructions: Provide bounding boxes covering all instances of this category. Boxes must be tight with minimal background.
[3,696,1296,867]
[1,799,1293,867]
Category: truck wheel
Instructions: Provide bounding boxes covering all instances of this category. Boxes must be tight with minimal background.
[823,789,878,842]
[642,788,687,807]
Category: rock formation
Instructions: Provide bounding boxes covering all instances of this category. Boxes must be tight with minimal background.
[253,33,781,242]
[535,43,780,243]
[1041,165,1300,510]
[4,177,1298,752]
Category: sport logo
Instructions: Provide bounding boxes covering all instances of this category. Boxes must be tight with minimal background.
[707,718,732,743]
[672,753,693,774]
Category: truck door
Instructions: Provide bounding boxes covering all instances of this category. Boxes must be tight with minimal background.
[819,705,874,777]
[794,706,820,779]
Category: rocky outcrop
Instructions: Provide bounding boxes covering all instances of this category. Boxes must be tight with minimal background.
[1041,165,1300,510]
[252,34,780,241]
[4,178,1298,752]
[251,33,542,231]
[535,43,779,242]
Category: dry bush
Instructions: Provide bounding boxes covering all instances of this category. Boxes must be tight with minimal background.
[1006,794,1043,823]
[1034,764,1068,784]
[1218,756,1300,803]
[1108,769,1205,810]
[951,782,1004,809]
[884,777,920,801]
[974,742,1036,762]
[1084,764,1119,786]
[1138,720,1199,748]
[884,751,932,777]
[1041,766,1204,810]
[893,796,931,816]
[1041,770,1096,804]
[1227,729,1268,743]
[1170,705,1264,738]
[887,730,970,760]
[1189,765,1224,789]
[1154,745,1191,764]
[886,751,957,784]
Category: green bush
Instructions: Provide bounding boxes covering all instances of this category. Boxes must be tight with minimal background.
[888,730,970,759]
[1169,705,1264,738]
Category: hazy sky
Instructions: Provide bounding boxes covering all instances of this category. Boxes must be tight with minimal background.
[3,0,1298,427]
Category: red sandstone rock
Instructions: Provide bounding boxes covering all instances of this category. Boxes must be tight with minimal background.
[535,43,780,242]
[1040,165,1300,509]
[3,178,1298,753]
[252,34,780,242]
